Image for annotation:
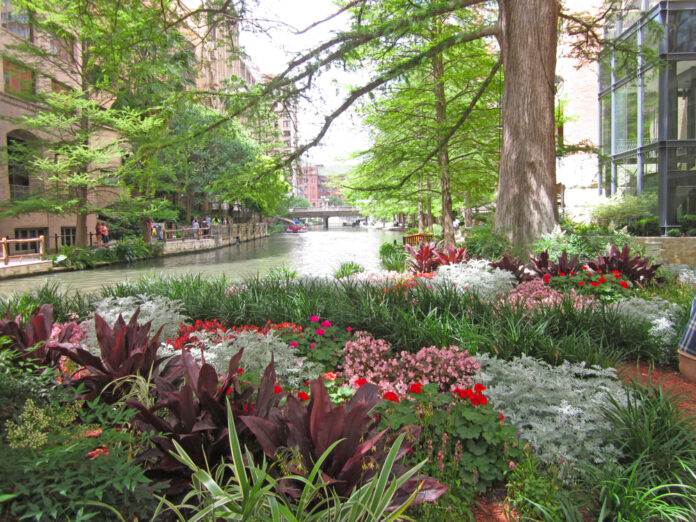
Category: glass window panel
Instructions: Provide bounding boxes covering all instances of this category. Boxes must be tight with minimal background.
[1,1,31,39]
[616,156,639,196]
[616,31,639,80]
[668,8,696,53]
[641,150,659,199]
[3,59,34,95]
[667,146,696,226]
[600,52,612,91]
[642,67,659,145]
[601,95,612,156]
[622,0,643,29]
[668,61,696,140]
[615,78,639,153]
[602,162,613,197]
[641,11,663,61]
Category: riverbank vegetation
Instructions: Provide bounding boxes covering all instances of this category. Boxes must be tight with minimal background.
[2,236,696,520]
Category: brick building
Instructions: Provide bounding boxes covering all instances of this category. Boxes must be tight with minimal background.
[297,166,342,207]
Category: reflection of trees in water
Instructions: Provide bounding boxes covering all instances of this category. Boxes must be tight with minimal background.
[0,230,401,296]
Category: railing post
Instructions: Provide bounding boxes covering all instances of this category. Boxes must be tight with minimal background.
[39,235,45,261]
[89,231,93,248]
[55,233,59,252]
[1,237,7,265]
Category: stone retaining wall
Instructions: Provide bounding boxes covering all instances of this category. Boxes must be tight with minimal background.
[161,222,269,256]
[633,237,696,265]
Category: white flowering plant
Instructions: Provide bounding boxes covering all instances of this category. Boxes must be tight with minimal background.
[434,258,517,299]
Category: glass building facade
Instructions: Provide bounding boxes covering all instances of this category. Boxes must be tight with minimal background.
[599,1,696,232]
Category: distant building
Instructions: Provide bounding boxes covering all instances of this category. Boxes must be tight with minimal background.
[297,166,342,207]
[598,0,696,233]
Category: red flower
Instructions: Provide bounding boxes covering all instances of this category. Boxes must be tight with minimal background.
[323,372,337,381]
[315,328,325,336]
[578,281,585,286]
[226,387,232,395]
[614,273,621,279]
[409,383,422,394]
[559,272,566,276]
[543,274,551,283]
[570,271,575,276]
[309,315,320,322]
[619,281,629,289]
[321,320,332,328]
[598,277,606,283]
[474,383,486,393]
[591,281,599,287]
[498,411,505,420]
[274,385,283,394]
[346,326,353,332]
[87,447,109,460]
[237,368,244,375]
[355,378,368,387]
[297,391,310,401]
[476,394,488,406]
[383,391,400,403]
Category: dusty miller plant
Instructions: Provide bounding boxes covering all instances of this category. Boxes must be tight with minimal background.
[435,259,516,299]
[610,297,684,364]
[164,330,322,389]
[476,353,626,471]
[81,295,188,355]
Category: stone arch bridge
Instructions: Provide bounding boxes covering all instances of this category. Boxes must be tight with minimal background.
[283,207,366,228]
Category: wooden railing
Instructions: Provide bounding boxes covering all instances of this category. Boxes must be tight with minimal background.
[0,235,45,265]
[402,233,434,246]
[163,226,212,241]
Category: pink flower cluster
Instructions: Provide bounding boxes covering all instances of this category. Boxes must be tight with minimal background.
[341,332,479,396]
[505,279,595,310]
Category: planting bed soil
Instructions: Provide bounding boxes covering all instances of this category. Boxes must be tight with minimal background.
[617,361,696,419]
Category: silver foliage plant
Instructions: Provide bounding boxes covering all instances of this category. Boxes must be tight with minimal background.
[163,330,323,389]
[476,353,626,470]
[81,295,188,354]
[610,297,684,364]
[434,259,517,298]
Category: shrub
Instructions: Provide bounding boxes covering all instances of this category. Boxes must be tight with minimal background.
[165,326,323,389]
[506,279,595,310]
[585,244,661,287]
[1,395,157,520]
[404,241,440,274]
[629,216,660,236]
[81,294,188,354]
[609,297,683,365]
[378,241,407,273]
[435,259,517,299]
[341,332,479,396]
[591,193,658,228]
[333,261,365,279]
[476,354,626,468]
[462,226,511,259]
[377,383,521,503]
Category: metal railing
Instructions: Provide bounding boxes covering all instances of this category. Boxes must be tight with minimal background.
[164,226,212,241]
[0,235,45,265]
[402,233,434,246]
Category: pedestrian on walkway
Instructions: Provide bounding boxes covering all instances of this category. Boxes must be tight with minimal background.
[678,296,696,382]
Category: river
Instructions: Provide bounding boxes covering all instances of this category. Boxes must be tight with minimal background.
[0,227,402,296]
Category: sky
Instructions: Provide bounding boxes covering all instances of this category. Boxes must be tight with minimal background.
[240,0,371,168]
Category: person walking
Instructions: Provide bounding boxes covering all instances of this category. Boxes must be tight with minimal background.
[95,221,103,248]
[101,222,110,246]
[192,217,200,239]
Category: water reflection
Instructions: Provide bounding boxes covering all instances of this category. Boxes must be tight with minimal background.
[0,227,401,296]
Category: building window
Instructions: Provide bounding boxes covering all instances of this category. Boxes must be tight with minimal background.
[51,79,70,93]
[283,120,290,128]
[1,1,31,40]
[61,227,76,246]
[283,130,291,137]
[3,59,34,95]
[13,228,47,253]
[7,135,30,200]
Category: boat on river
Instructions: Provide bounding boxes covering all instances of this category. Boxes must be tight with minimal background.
[285,224,308,233]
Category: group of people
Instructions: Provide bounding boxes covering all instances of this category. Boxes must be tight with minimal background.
[95,221,110,248]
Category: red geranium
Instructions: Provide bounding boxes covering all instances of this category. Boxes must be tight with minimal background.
[297,391,309,401]
[409,383,422,394]
[383,391,400,403]
[355,377,368,387]
[274,385,283,394]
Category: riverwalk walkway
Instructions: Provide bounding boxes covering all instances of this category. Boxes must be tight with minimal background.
[0,222,269,280]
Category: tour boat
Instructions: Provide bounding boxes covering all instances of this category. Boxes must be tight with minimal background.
[285,224,308,233]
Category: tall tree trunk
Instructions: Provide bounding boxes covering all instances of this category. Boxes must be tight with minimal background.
[496,0,560,248]
[75,191,88,247]
[426,179,434,233]
[432,53,456,247]
[464,195,473,228]
[185,194,193,223]
[418,182,425,234]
